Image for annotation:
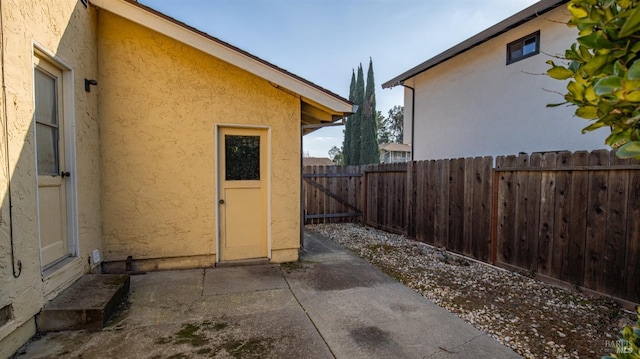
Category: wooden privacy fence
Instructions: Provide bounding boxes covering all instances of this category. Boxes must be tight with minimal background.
[302,163,408,230]
[302,149,640,304]
[494,150,640,303]
[302,165,363,224]
[406,157,494,262]
[362,163,408,234]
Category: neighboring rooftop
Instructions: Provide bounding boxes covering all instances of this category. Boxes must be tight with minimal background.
[303,157,335,166]
[380,143,411,152]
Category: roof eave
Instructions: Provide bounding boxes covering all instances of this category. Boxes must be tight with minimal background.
[90,0,353,113]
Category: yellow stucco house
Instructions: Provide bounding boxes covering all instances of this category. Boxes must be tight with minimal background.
[0,0,352,355]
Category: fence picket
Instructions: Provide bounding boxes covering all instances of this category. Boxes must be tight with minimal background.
[538,152,558,276]
[449,158,465,253]
[408,161,417,238]
[497,155,517,265]
[567,151,589,286]
[584,150,610,292]
[425,160,436,244]
[625,168,640,303]
[514,153,531,270]
[552,151,573,281]
[525,153,542,273]
[436,160,450,248]
[463,157,475,257]
[476,156,493,262]
[605,152,629,298]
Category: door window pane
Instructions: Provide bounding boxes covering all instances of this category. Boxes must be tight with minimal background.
[225,135,260,180]
[35,69,58,126]
[34,68,60,176]
[36,123,58,175]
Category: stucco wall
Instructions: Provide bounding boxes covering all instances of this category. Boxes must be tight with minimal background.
[97,11,301,264]
[405,6,608,160]
[0,0,100,356]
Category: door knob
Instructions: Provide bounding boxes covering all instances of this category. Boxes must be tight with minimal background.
[60,171,71,178]
[219,199,225,204]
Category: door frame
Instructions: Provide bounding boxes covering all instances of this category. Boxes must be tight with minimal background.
[33,42,79,271]
[214,124,272,263]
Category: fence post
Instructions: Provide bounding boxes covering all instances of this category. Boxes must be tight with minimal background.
[406,161,415,238]
[361,166,368,225]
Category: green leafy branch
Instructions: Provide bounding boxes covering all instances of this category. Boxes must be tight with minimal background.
[547,0,640,159]
[603,307,640,359]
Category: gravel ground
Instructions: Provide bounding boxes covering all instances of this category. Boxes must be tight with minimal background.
[306,223,637,359]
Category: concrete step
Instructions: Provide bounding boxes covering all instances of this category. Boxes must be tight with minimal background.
[215,258,271,268]
[36,274,130,332]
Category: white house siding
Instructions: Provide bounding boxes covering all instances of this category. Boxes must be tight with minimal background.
[404,6,608,160]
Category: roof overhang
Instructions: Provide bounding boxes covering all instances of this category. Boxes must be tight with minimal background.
[382,0,568,89]
[90,0,354,126]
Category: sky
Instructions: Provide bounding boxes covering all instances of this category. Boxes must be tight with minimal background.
[140,0,540,158]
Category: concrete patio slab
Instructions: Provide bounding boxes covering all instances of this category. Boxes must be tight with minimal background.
[203,264,288,295]
[13,230,521,359]
[286,231,520,359]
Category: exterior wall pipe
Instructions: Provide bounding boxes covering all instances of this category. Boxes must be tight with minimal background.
[0,0,21,278]
[403,84,416,162]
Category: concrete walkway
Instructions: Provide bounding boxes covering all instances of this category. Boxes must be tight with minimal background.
[16,231,520,358]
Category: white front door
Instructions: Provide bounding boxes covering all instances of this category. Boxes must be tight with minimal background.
[34,57,70,269]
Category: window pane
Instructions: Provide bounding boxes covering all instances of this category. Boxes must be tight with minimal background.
[523,37,537,55]
[36,123,59,175]
[507,31,539,64]
[225,135,260,180]
[34,69,58,126]
[509,42,523,61]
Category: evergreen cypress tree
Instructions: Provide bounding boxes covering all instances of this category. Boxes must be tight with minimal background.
[343,70,356,165]
[361,58,379,164]
[352,64,365,165]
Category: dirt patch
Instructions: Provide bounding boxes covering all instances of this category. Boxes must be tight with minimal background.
[222,337,274,358]
[175,324,210,347]
[279,261,302,271]
[150,320,276,358]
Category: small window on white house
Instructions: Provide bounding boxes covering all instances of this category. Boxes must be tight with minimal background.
[507,31,540,65]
